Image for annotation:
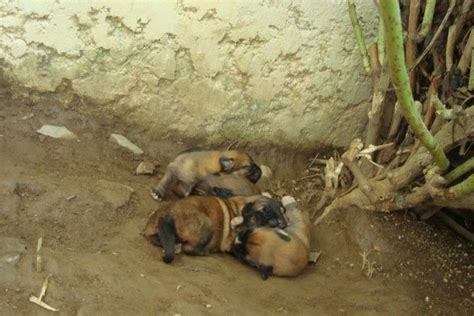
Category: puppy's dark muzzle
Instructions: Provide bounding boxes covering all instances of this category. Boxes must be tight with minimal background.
[246,163,262,183]
[267,216,288,229]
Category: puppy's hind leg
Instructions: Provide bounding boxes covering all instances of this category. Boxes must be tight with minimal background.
[152,167,175,200]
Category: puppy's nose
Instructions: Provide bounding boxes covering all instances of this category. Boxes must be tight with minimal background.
[278,218,288,229]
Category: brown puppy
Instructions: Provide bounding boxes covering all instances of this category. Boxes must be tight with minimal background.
[190,174,261,198]
[231,196,311,279]
[152,150,262,200]
[144,195,287,263]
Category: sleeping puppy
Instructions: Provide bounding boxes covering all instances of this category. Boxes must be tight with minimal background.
[190,174,261,198]
[231,196,311,280]
[152,150,262,200]
[144,195,287,263]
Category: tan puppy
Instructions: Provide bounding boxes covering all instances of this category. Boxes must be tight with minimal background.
[190,174,261,198]
[152,150,262,200]
[144,195,287,263]
[231,196,311,279]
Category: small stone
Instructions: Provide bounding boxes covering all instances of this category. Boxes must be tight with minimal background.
[308,251,321,263]
[136,162,155,175]
[176,284,182,291]
[109,133,144,155]
[140,273,145,277]
[21,113,34,120]
[425,296,429,302]
[260,165,273,179]
[0,253,21,265]
[37,125,77,139]
[205,304,212,309]
[94,180,134,209]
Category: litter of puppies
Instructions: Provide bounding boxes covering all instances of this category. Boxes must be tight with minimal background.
[144,148,316,279]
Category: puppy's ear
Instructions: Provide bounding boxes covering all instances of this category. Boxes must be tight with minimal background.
[242,202,255,218]
[220,157,235,172]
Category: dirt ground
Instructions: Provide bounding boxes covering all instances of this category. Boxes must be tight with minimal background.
[0,100,473,315]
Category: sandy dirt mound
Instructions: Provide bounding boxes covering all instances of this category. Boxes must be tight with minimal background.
[0,101,472,315]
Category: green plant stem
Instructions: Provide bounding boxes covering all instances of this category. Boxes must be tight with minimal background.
[444,157,474,184]
[377,18,385,65]
[432,95,456,120]
[347,0,371,75]
[379,0,450,171]
[446,174,474,199]
[417,0,437,42]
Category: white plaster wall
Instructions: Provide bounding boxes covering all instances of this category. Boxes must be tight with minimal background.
[0,0,377,148]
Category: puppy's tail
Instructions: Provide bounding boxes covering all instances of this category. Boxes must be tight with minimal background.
[157,215,177,264]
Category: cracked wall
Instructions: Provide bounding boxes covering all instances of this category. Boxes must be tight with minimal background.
[0,0,378,149]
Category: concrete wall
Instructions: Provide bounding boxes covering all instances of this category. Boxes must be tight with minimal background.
[0,0,377,149]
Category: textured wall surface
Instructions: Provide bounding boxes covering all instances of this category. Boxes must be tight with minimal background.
[0,0,377,148]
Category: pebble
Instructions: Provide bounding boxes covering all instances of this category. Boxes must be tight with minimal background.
[260,165,273,179]
[109,133,143,155]
[37,125,77,139]
[205,304,212,309]
[425,296,429,302]
[136,162,155,175]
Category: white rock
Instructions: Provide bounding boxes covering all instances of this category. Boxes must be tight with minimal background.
[136,162,155,175]
[37,125,77,139]
[260,165,273,179]
[110,133,144,155]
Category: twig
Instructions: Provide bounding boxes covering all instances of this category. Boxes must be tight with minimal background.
[458,28,474,74]
[36,237,43,273]
[342,139,381,203]
[380,0,450,171]
[347,0,371,75]
[365,65,391,147]
[409,0,456,73]
[470,51,474,90]
[405,0,421,90]
[387,102,403,141]
[29,274,59,312]
[226,140,239,150]
[446,25,457,72]
[417,0,437,42]
[435,211,474,243]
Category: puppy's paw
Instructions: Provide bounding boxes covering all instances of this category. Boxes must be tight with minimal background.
[231,216,244,228]
[281,195,296,206]
[151,191,162,201]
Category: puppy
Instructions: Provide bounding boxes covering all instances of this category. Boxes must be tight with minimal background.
[144,195,287,263]
[152,150,262,200]
[231,196,311,279]
[190,174,261,198]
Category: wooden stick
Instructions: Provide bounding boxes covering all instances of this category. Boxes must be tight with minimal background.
[409,0,456,73]
[36,237,43,273]
[29,274,59,312]
[446,24,457,72]
[458,28,474,74]
[435,211,474,243]
[405,0,421,91]
[365,65,390,147]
